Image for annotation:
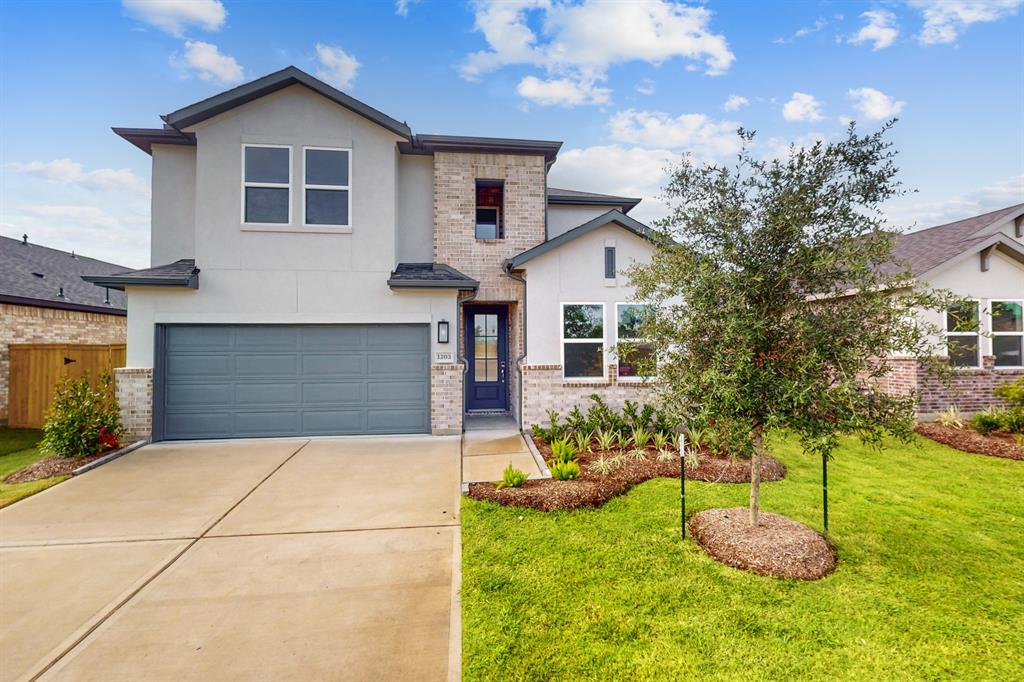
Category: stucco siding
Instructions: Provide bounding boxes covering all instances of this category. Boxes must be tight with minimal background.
[397,154,434,263]
[150,145,196,266]
[547,204,624,239]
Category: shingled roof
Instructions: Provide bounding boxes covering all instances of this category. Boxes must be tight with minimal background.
[387,263,478,290]
[547,187,641,213]
[0,235,128,314]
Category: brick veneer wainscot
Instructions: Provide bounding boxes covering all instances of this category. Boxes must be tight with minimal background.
[115,367,153,440]
[431,363,464,435]
[521,364,654,429]
[0,303,126,424]
[878,356,1024,418]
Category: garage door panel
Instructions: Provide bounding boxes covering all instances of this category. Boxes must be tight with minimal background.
[159,325,430,439]
[302,354,365,376]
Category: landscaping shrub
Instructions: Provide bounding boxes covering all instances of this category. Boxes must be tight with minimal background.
[935,406,965,429]
[970,408,1003,436]
[549,438,578,465]
[550,460,580,481]
[994,377,1024,433]
[40,372,124,459]
[495,463,527,489]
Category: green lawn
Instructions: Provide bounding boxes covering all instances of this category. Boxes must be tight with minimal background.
[462,434,1024,681]
[0,428,67,508]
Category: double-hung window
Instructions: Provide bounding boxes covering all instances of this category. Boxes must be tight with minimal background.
[561,303,604,379]
[991,300,1023,367]
[304,147,351,227]
[946,301,980,368]
[616,303,656,378]
[243,145,291,224]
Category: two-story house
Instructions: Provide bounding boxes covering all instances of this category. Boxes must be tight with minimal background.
[86,67,656,441]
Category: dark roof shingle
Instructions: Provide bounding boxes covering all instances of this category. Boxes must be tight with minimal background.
[387,263,478,289]
[81,259,199,291]
[547,187,641,212]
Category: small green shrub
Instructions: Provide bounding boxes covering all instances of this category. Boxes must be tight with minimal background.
[595,429,616,452]
[628,447,648,462]
[41,372,124,459]
[590,456,614,476]
[616,431,631,452]
[573,429,594,454]
[549,438,578,466]
[631,427,652,450]
[495,463,528,489]
[936,406,965,429]
[550,460,580,481]
[971,408,1004,436]
[994,376,1024,408]
[656,448,676,462]
[652,431,670,452]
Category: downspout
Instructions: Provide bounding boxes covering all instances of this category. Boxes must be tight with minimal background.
[503,262,527,429]
[457,288,478,433]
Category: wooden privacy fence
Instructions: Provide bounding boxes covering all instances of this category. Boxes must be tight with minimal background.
[7,344,126,428]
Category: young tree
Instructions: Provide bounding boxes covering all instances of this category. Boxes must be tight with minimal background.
[629,123,956,527]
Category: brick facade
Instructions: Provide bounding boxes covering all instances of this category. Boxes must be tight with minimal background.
[114,367,153,440]
[431,363,464,435]
[877,356,1023,418]
[521,364,655,429]
[1,302,126,424]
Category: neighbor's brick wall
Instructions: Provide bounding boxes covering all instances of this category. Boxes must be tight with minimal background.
[874,356,1023,417]
[431,363,464,435]
[0,303,126,424]
[521,364,654,429]
[115,367,153,440]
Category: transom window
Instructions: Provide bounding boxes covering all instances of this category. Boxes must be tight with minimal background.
[243,145,290,224]
[992,300,1023,367]
[475,180,504,240]
[946,301,980,368]
[304,147,350,227]
[561,303,604,379]
[616,303,655,378]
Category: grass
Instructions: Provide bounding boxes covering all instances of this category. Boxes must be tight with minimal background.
[462,434,1024,681]
[0,428,68,508]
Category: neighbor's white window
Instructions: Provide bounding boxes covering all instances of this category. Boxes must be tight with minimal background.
[243,144,291,224]
[303,147,351,227]
[561,303,604,379]
[991,300,1023,367]
[946,300,980,368]
[616,303,656,378]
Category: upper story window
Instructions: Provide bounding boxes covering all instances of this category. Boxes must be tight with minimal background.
[243,145,291,224]
[992,300,1023,367]
[475,180,504,240]
[946,301,980,368]
[616,303,655,378]
[604,247,616,279]
[304,147,351,227]
[562,303,604,379]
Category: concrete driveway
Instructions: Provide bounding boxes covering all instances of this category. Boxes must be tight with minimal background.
[0,436,461,682]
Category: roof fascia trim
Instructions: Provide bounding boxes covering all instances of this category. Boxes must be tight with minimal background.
[506,209,656,268]
[0,293,127,316]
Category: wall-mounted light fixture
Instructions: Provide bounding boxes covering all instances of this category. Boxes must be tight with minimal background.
[437,320,450,344]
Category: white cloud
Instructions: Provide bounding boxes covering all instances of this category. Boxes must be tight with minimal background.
[849,10,900,50]
[608,109,743,158]
[395,0,419,16]
[315,44,360,90]
[636,78,656,95]
[782,92,824,122]
[516,75,611,106]
[6,159,149,196]
[848,87,905,120]
[761,132,831,161]
[17,205,120,230]
[9,204,150,268]
[178,40,244,84]
[723,94,749,111]
[122,0,226,37]
[460,0,734,105]
[911,0,1022,44]
[884,174,1024,229]
[549,144,676,223]
[775,17,827,43]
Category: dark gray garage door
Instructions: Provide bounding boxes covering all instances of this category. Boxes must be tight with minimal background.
[156,324,430,440]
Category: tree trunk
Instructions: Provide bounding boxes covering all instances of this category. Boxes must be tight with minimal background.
[749,425,764,527]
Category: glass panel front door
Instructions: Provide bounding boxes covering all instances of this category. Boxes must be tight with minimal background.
[466,307,508,411]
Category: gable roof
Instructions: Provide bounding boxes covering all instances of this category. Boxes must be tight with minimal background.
[0,235,128,314]
[506,210,657,268]
[547,187,641,213]
[885,203,1024,276]
[160,66,412,138]
[82,259,200,291]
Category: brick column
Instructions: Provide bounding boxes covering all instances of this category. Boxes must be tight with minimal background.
[431,363,464,435]
[115,367,153,441]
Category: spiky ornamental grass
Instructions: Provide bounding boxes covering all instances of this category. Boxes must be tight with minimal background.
[628,123,960,526]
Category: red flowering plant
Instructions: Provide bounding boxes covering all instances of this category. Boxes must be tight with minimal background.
[41,372,125,458]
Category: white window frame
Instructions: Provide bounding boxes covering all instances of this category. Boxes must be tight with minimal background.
[302,145,352,230]
[241,144,292,226]
[560,302,605,381]
[944,298,981,368]
[990,298,1024,368]
[614,302,655,381]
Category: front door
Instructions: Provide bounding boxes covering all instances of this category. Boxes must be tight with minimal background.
[466,307,508,411]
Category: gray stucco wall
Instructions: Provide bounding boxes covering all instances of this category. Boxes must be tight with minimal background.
[150,144,196,266]
[397,154,434,263]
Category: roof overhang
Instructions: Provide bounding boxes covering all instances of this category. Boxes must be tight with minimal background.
[547,192,641,213]
[81,259,200,292]
[0,293,126,316]
[112,127,196,155]
[399,134,561,164]
[919,233,1024,280]
[387,263,479,291]
[506,209,657,269]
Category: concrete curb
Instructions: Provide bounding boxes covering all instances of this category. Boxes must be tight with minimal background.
[521,430,552,479]
[72,440,148,476]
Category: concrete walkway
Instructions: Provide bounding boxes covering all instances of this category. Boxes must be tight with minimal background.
[0,436,462,682]
[461,420,545,484]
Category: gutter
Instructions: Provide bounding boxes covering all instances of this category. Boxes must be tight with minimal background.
[503,262,528,430]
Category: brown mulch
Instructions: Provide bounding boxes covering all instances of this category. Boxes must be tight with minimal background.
[688,507,837,581]
[466,437,787,512]
[915,423,1024,461]
[3,451,108,484]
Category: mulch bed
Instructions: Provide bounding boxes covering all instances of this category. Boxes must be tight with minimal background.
[3,451,109,484]
[466,437,786,512]
[915,423,1024,461]
[688,507,837,580]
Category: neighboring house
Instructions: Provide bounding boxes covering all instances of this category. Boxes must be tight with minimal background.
[86,67,656,441]
[878,203,1024,417]
[0,235,128,425]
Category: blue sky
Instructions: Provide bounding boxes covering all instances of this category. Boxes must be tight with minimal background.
[1,0,1021,268]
